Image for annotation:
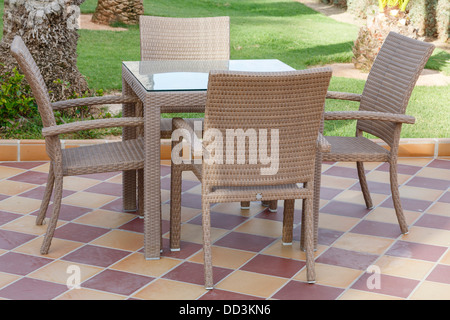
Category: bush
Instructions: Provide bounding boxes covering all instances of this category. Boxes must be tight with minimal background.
[0,65,38,130]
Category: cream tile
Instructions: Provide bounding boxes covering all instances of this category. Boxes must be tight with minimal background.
[0,180,37,196]
[399,185,443,202]
[216,270,287,298]
[409,281,450,300]
[56,288,125,300]
[189,246,256,269]
[91,230,143,251]
[262,240,326,261]
[62,176,101,191]
[111,252,181,277]
[133,279,206,300]
[0,196,42,214]
[365,207,421,226]
[211,201,265,217]
[0,166,25,180]
[168,223,228,245]
[15,237,82,259]
[426,202,450,217]
[320,175,356,189]
[161,204,201,222]
[1,215,50,235]
[234,218,282,238]
[339,289,402,300]
[401,226,450,247]
[333,233,394,255]
[62,192,116,208]
[0,271,21,289]
[28,260,102,284]
[294,263,363,288]
[366,170,410,185]
[415,167,449,179]
[375,255,434,280]
[318,213,360,232]
[31,162,50,173]
[73,209,136,228]
[440,250,450,265]
[333,190,387,206]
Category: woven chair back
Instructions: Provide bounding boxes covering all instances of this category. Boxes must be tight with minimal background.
[139,16,230,61]
[358,32,435,146]
[202,68,332,188]
[10,36,56,128]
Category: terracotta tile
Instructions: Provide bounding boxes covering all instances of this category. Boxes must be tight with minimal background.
[163,261,232,286]
[133,278,206,300]
[160,239,202,259]
[339,289,402,300]
[217,270,287,298]
[19,185,76,200]
[118,216,144,233]
[84,182,123,197]
[272,280,344,300]
[200,288,264,300]
[350,180,391,195]
[100,198,127,213]
[426,264,450,285]
[175,223,228,245]
[189,211,247,230]
[73,209,136,229]
[380,196,432,213]
[376,162,422,175]
[294,263,363,288]
[33,203,92,221]
[351,272,419,298]
[386,240,447,262]
[62,192,117,209]
[409,281,450,300]
[82,269,153,296]
[28,260,102,285]
[426,159,450,169]
[406,176,450,191]
[332,233,394,255]
[0,210,21,226]
[0,252,52,275]
[189,246,256,269]
[56,288,125,300]
[0,161,46,170]
[262,240,326,261]
[0,146,18,161]
[20,144,50,161]
[350,220,404,238]
[375,255,434,280]
[214,231,276,252]
[414,213,450,231]
[62,245,130,268]
[323,166,361,179]
[53,223,109,243]
[397,143,435,158]
[111,252,181,277]
[0,229,36,250]
[30,162,50,173]
[316,247,379,270]
[91,230,143,251]
[211,201,266,217]
[8,170,48,185]
[240,254,305,278]
[320,201,371,218]
[0,277,67,300]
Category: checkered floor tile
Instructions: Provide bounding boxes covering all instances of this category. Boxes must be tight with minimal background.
[0,158,449,300]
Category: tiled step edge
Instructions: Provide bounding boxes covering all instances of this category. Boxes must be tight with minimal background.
[0,138,449,161]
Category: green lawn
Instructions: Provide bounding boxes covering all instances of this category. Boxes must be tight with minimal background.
[1,0,449,138]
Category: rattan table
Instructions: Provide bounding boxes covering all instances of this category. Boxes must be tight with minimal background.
[121,59,295,259]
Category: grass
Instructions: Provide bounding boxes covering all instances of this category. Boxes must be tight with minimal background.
[1,0,449,139]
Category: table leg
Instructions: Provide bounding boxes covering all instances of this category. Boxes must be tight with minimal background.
[122,77,137,212]
[144,96,162,259]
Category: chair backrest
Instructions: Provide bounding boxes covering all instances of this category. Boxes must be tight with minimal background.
[10,36,56,128]
[358,32,435,146]
[139,16,230,60]
[202,68,332,188]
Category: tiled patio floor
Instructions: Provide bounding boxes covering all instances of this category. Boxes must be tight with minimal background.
[0,158,449,300]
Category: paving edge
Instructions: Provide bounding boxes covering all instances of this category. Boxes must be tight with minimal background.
[0,138,449,161]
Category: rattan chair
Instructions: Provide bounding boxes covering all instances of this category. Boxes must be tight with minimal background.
[139,15,230,137]
[11,36,145,255]
[170,68,332,288]
[314,32,435,244]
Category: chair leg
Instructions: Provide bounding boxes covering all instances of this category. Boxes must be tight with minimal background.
[137,169,144,217]
[202,200,213,289]
[303,196,316,283]
[312,150,322,249]
[356,161,373,209]
[36,163,55,226]
[240,201,250,209]
[40,167,64,255]
[282,199,294,245]
[261,200,278,212]
[170,151,183,251]
[389,160,409,234]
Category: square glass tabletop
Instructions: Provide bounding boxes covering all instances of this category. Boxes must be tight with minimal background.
[123,60,295,92]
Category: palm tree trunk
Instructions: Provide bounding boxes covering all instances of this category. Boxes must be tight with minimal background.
[92,0,144,25]
[0,0,89,101]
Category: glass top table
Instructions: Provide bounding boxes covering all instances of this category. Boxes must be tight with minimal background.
[122,59,295,92]
[121,59,296,260]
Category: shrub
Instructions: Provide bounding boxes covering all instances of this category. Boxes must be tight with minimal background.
[0,65,38,130]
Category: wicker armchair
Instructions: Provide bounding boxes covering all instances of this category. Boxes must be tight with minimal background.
[313,32,435,245]
[170,68,332,288]
[11,36,145,255]
[139,15,230,137]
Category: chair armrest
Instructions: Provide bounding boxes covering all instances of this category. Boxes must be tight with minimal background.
[41,117,144,137]
[317,133,331,153]
[51,95,139,110]
[172,118,212,161]
[326,91,362,101]
[324,111,415,124]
